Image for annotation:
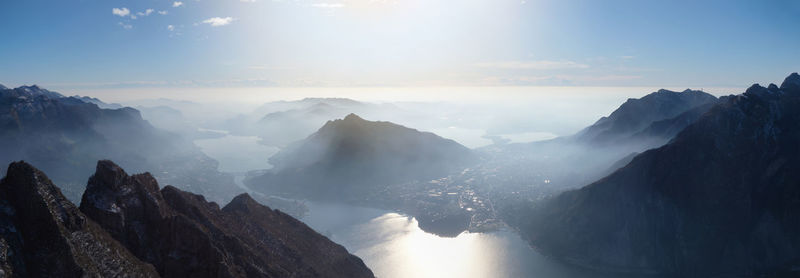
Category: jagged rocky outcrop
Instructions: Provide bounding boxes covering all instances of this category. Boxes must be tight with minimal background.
[248,113,477,201]
[521,73,800,276]
[80,160,373,278]
[0,161,159,277]
[0,84,239,204]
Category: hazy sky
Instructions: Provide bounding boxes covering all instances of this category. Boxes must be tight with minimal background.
[1,0,799,90]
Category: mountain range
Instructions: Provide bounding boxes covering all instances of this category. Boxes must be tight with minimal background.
[574,88,718,146]
[517,73,800,276]
[477,88,720,198]
[0,84,239,203]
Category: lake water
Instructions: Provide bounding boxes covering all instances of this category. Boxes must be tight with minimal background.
[301,201,612,278]
[194,132,280,172]
[195,130,614,278]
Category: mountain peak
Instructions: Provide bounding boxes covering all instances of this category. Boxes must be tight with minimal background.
[1,161,159,277]
[3,84,64,99]
[768,83,780,91]
[576,88,718,144]
[743,83,780,98]
[2,162,73,216]
[746,83,765,92]
[91,160,129,189]
[223,193,261,213]
[343,113,364,121]
[255,114,476,201]
[3,161,55,196]
[780,72,800,91]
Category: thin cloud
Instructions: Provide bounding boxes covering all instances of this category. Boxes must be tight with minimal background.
[201,17,235,27]
[480,74,642,86]
[311,3,345,8]
[172,1,184,8]
[167,25,175,31]
[118,22,133,29]
[112,7,130,17]
[476,60,590,70]
[158,10,168,15]
[136,9,155,17]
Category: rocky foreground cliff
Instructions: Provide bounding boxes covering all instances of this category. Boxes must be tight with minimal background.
[0,160,374,278]
[0,161,159,277]
[522,73,800,276]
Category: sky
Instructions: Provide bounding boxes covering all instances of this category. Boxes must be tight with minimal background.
[1,0,799,91]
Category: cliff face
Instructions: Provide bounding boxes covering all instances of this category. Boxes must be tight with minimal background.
[523,73,800,276]
[79,160,374,278]
[0,161,159,277]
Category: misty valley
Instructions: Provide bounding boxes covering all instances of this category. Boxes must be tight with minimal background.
[0,72,799,277]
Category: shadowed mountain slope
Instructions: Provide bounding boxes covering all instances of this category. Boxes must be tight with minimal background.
[575,88,718,145]
[521,73,800,276]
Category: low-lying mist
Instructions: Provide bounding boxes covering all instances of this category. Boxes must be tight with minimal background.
[106,86,721,204]
[118,86,708,148]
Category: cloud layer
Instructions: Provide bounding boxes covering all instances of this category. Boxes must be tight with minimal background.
[476,60,590,70]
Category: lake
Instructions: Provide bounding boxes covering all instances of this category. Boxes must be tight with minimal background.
[194,131,280,172]
[301,201,614,278]
[196,130,615,278]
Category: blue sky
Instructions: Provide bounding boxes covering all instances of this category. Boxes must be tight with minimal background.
[1,0,799,90]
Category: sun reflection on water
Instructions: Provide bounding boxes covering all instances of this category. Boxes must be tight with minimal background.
[302,202,606,278]
[346,213,513,278]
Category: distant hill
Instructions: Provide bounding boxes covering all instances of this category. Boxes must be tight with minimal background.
[519,73,800,276]
[0,84,239,203]
[223,97,405,147]
[248,114,477,201]
[255,100,366,146]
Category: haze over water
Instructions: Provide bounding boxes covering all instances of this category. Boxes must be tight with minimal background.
[191,118,626,278]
